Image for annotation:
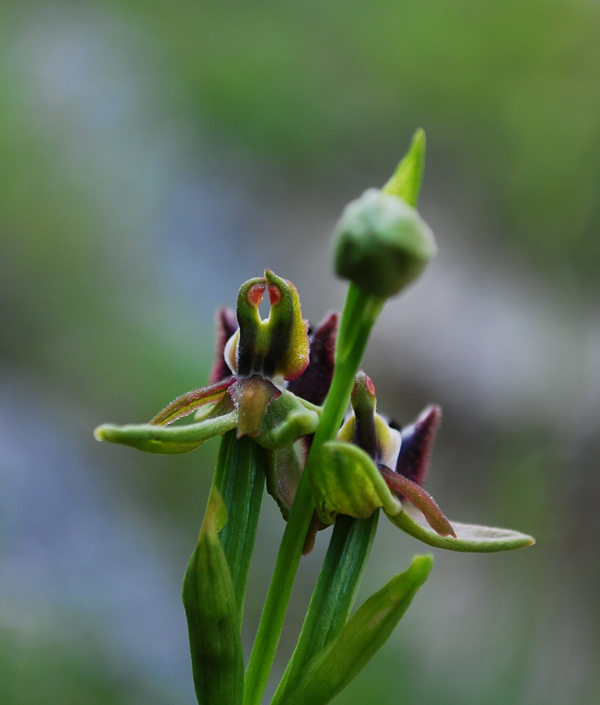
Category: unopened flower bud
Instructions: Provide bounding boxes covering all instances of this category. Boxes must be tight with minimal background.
[334,188,437,298]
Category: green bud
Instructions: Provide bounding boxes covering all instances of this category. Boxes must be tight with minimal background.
[182,488,244,705]
[334,188,437,298]
[308,441,401,525]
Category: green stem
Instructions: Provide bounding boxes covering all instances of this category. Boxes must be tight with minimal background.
[213,430,267,620]
[243,284,383,705]
[272,512,379,704]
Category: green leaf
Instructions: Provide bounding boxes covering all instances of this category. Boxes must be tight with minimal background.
[93,409,237,454]
[213,431,267,618]
[274,513,379,703]
[388,505,535,552]
[382,128,426,207]
[276,554,433,705]
[308,441,401,524]
[182,488,244,705]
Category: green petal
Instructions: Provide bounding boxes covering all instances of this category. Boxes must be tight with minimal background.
[388,505,536,553]
[183,488,244,705]
[149,378,234,425]
[94,409,237,454]
[274,554,433,705]
[308,441,401,525]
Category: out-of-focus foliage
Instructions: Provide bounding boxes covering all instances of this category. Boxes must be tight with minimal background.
[120,0,600,280]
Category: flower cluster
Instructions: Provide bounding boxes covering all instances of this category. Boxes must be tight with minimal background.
[95,269,533,554]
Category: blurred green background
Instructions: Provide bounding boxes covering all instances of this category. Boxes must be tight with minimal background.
[1,1,599,703]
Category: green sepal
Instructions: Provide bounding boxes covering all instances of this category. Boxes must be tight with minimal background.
[273,554,433,705]
[182,488,244,705]
[308,441,401,525]
[388,505,536,553]
[382,128,426,207]
[93,405,237,454]
[255,389,320,450]
[266,444,303,520]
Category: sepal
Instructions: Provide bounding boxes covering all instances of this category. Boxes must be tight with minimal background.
[388,505,535,553]
[308,441,401,525]
[287,312,338,405]
[94,403,237,454]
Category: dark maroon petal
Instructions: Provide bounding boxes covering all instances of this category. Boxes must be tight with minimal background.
[287,312,338,405]
[379,464,455,537]
[302,510,327,555]
[395,405,441,486]
[210,306,238,384]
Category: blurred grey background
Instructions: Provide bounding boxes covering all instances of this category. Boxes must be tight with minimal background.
[0,1,599,703]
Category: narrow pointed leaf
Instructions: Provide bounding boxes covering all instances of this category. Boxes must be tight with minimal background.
[388,505,535,552]
[274,554,433,705]
[183,488,244,705]
[150,378,234,426]
[213,431,267,618]
[382,128,426,207]
[308,441,401,524]
[94,409,237,454]
[275,513,379,702]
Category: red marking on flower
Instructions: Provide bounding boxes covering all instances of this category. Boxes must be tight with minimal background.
[365,375,376,397]
[268,285,282,306]
[247,283,266,308]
